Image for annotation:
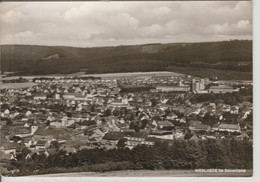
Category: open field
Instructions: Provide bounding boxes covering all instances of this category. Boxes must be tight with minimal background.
[0,82,37,89]
[0,71,252,85]
[29,169,253,177]
[85,71,187,79]
[0,71,189,80]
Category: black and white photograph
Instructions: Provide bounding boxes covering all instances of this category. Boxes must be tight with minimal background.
[0,0,254,178]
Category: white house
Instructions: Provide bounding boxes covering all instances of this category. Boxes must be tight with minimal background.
[34,94,47,100]
[216,123,241,133]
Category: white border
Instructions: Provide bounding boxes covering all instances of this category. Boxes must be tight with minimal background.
[1,0,259,181]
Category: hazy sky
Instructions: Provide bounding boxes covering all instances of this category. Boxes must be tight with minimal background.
[0,1,252,47]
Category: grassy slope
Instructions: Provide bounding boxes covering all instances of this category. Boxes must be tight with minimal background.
[27,169,253,177]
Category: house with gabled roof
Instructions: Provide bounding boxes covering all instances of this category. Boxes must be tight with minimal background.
[35,140,48,150]
[189,124,211,132]
[157,121,174,129]
[215,123,241,133]
[22,136,34,148]
[34,94,47,100]
[173,129,185,139]
[0,152,16,161]
[75,93,87,101]
[0,143,19,155]
[33,128,56,141]
[189,134,200,142]
[13,128,31,138]
[236,132,249,140]
[63,93,75,100]
[166,113,178,120]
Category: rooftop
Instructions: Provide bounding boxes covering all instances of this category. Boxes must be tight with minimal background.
[157,121,174,126]
[218,123,240,130]
[209,85,233,89]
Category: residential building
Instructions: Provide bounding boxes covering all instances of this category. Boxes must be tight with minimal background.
[34,94,47,100]
[216,123,241,133]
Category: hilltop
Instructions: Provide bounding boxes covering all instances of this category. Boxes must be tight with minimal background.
[0,40,252,80]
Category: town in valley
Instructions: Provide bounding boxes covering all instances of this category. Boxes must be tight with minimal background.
[0,71,253,175]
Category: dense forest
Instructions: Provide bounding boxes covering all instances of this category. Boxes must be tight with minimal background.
[0,40,252,80]
[5,139,253,176]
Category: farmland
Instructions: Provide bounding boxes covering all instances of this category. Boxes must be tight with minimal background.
[0,82,37,89]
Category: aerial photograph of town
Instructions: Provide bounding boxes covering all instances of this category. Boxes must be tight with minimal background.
[0,0,254,178]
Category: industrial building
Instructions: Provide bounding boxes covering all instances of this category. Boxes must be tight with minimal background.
[209,85,239,93]
[156,85,190,92]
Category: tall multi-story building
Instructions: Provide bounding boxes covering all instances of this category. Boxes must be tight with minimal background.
[200,79,205,90]
[192,78,205,92]
[179,80,184,86]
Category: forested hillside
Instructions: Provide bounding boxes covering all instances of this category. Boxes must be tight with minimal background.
[0,40,252,80]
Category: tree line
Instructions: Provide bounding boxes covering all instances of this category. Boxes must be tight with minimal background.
[8,139,253,176]
[190,92,252,105]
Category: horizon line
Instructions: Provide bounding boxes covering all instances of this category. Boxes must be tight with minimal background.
[0,39,252,49]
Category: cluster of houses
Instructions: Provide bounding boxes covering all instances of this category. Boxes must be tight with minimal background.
[0,75,253,165]
[188,120,241,133]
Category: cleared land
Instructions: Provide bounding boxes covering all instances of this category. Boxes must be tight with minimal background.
[0,71,189,80]
[0,82,37,89]
[29,169,253,177]
[85,71,187,79]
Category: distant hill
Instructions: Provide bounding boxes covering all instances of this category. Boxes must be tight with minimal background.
[0,40,252,80]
